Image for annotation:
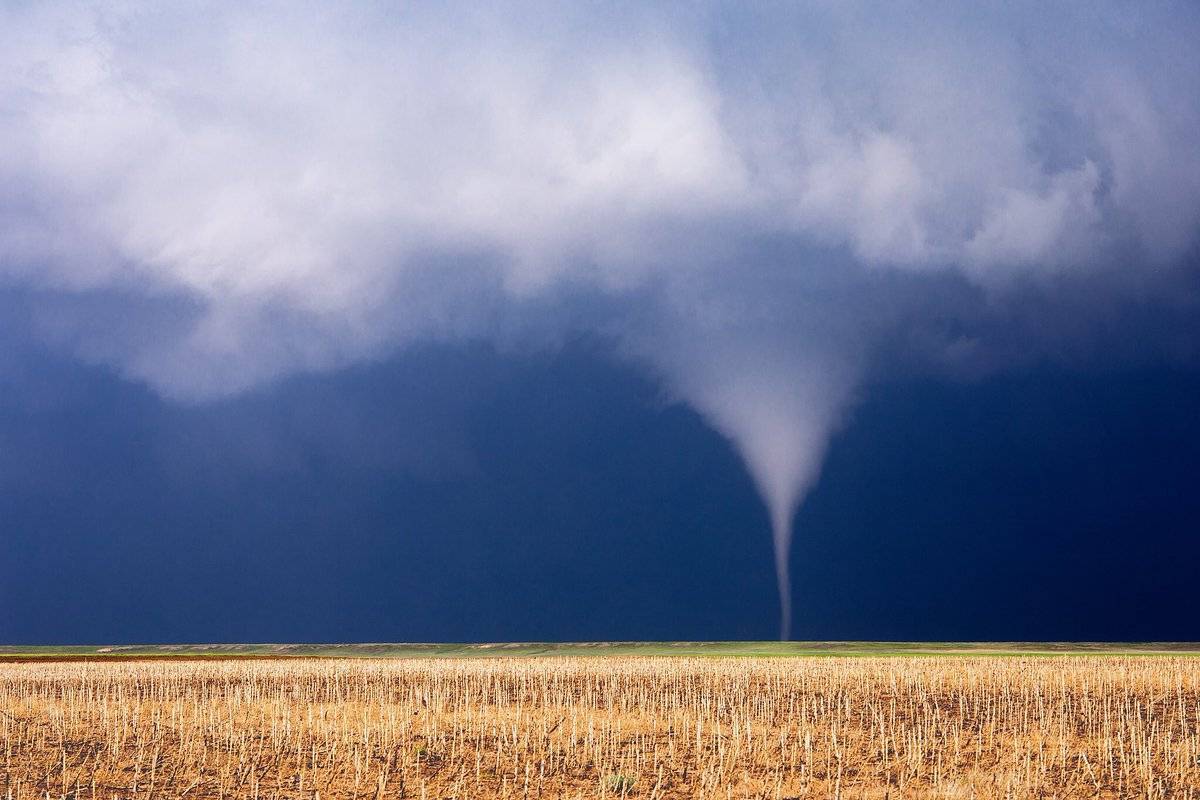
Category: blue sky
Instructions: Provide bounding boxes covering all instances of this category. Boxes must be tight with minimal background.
[2,3,1199,641]
[3,337,1199,642]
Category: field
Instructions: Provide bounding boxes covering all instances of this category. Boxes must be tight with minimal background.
[2,649,1199,798]
[5,641,1199,659]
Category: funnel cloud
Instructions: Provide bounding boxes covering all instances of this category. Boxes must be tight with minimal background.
[3,3,1200,637]
[675,354,856,640]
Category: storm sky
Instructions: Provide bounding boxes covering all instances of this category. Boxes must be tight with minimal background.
[2,2,1200,642]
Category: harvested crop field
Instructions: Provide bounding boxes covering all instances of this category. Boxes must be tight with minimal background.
[2,656,1198,798]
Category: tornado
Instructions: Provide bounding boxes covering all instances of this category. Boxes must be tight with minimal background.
[702,371,853,641]
[643,331,857,640]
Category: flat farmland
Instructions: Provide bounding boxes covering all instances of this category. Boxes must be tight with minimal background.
[2,654,1199,798]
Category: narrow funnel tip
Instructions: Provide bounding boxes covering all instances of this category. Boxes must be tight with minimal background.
[771,507,795,641]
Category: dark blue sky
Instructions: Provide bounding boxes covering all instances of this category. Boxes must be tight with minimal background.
[3,336,1198,644]
[3,4,1200,644]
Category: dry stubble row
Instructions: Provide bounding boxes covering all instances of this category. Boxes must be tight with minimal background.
[2,656,1198,798]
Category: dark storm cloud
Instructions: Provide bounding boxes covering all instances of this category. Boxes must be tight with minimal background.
[2,2,1199,635]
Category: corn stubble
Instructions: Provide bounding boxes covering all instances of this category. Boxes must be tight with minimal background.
[2,657,1198,798]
